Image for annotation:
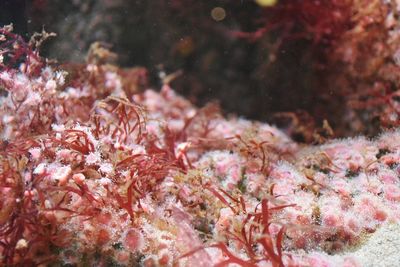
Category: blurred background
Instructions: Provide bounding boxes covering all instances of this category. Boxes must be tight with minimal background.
[4,0,390,140]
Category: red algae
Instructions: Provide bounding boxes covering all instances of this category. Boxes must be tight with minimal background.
[2,8,400,265]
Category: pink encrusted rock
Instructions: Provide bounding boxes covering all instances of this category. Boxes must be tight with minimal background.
[246,173,265,194]
[96,212,112,225]
[56,149,77,162]
[306,255,332,267]
[214,153,241,178]
[45,79,57,92]
[85,152,102,165]
[344,215,361,234]
[379,172,398,184]
[342,257,360,267]
[323,212,341,227]
[33,163,47,175]
[373,209,388,222]
[384,184,400,201]
[28,147,42,160]
[72,173,85,186]
[99,162,114,175]
[52,166,72,186]
[331,179,351,197]
[171,206,213,266]
[114,251,130,265]
[354,195,388,222]
[215,207,234,233]
[123,229,144,253]
[380,153,400,166]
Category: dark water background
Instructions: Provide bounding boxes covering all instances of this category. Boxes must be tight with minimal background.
[1,0,337,141]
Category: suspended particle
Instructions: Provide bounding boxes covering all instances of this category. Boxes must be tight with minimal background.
[211,7,226,22]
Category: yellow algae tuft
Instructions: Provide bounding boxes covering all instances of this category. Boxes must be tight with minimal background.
[255,0,278,7]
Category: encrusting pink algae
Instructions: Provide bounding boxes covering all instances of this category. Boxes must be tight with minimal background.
[1,14,400,266]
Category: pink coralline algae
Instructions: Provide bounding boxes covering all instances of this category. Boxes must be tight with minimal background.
[2,26,400,267]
